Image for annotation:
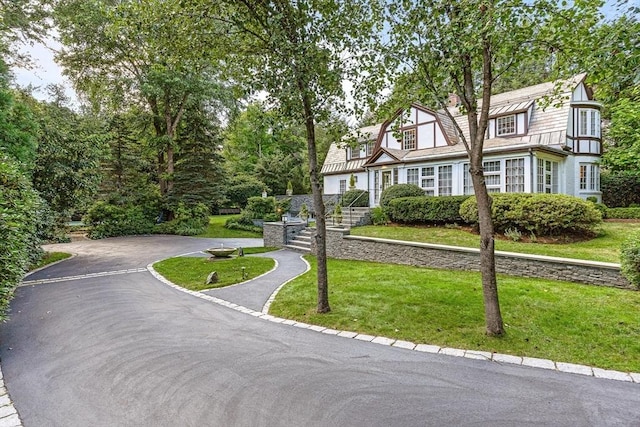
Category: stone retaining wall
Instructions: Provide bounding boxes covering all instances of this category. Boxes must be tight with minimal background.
[317,227,631,289]
[264,222,307,248]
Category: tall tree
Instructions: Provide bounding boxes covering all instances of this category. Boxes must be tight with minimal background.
[380,0,601,335]
[169,100,227,211]
[218,0,376,313]
[27,86,106,224]
[55,0,230,204]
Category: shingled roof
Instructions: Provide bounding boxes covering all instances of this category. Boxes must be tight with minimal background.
[321,74,585,175]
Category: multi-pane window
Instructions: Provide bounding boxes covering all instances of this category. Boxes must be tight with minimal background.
[537,158,558,193]
[374,171,380,202]
[393,168,399,185]
[350,146,361,159]
[578,109,600,137]
[484,160,501,193]
[505,158,525,193]
[402,128,417,150]
[438,165,452,196]
[366,141,374,156]
[463,164,474,195]
[421,167,435,196]
[579,163,600,191]
[407,168,419,186]
[339,180,346,194]
[496,115,516,136]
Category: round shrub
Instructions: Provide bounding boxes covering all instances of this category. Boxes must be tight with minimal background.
[460,193,602,236]
[340,189,369,207]
[158,202,211,236]
[621,230,640,288]
[387,195,470,224]
[244,196,276,219]
[379,184,424,211]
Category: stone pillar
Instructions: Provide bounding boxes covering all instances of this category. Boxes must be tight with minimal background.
[263,222,307,248]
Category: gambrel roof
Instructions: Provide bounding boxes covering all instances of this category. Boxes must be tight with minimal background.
[321,74,587,175]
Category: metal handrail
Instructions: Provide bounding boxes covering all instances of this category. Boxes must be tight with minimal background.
[338,189,369,226]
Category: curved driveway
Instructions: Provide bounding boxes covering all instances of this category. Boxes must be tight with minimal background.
[1,235,639,426]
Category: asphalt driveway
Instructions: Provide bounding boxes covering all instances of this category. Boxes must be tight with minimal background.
[1,235,639,426]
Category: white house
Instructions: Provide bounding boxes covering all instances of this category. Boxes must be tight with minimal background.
[322,74,602,206]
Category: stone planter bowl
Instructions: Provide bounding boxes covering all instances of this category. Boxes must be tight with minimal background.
[204,247,237,258]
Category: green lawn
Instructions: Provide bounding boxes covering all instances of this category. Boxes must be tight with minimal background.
[197,215,262,238]
[351,221,640,263]
[153,255,275,291]
[270,256,640,372]
[29,252,72,271]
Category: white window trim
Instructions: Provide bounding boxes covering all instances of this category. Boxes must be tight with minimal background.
[578,108,600,137]
[496,115,516,137]
[579,163,600,191]
[407,167,419,186]
[402,128,417,150]
[421,166,435,196]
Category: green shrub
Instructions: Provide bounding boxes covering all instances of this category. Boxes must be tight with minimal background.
[340,189,369,207]
[387,195,470,224]
[244,196,276,219]
[225,214,262,233]
[0,155,42,319]
[276,198,291,215]
[621,230,640,288]
[156,202,210,236]
[84,201,156,239]
[333,204,343,224]
[370,207,389,225]
[224,175,267,208]
[601,171,640,208]
[593,203,608,219]
[460,193,602,236]
[606,207,640,220]
[379,184,424,211]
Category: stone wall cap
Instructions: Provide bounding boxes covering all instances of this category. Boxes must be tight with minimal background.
[343,234,621,269]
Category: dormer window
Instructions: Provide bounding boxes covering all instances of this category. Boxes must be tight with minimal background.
[496,115,516,136]
[366,141,374,156]
[350,146,361,159]
[402,128,416,150]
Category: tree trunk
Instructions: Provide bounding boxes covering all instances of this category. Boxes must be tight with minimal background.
[300,91,330,313]
[470,158,504,336]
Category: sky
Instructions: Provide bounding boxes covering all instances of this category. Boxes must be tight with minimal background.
[12,34,73,101]
[10,0,628,105]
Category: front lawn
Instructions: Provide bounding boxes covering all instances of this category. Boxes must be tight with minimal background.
[270,256,640,372]
[351,221,640,263]
[153,255,275,291]
[197,215,262,238]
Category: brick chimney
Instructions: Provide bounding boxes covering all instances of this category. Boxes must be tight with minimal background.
[448,93,461,107]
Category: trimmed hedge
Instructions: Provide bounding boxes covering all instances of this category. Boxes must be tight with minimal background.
[84,201,156,239]
[379,184,424,210]
[606,207,640,220]
[459,193,602,236]
[340,189,369,207]
[387,195,471,224]
[0,155,42,320]
[621,230,640,288]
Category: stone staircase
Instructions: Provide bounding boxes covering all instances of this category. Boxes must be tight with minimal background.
[285,227,314,252]
[337,207,371,228]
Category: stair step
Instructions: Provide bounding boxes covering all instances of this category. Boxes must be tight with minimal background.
[285,244,311,252]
